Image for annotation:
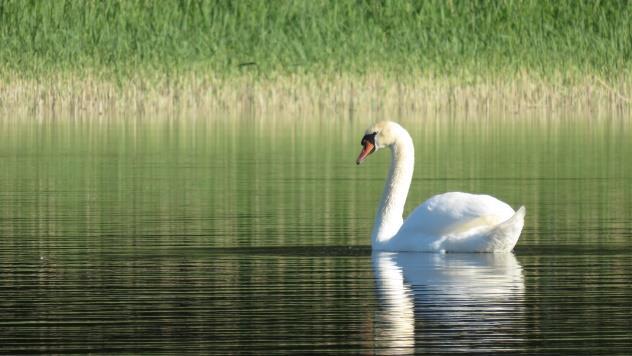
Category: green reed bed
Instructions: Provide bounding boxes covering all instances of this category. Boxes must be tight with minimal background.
[0,0,630,118]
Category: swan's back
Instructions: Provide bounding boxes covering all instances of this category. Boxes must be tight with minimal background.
[390,192,523,252]
[407,192,515,235]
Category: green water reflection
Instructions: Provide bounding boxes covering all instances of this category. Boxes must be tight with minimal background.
[1,116,631,353]
[2,117,631,250]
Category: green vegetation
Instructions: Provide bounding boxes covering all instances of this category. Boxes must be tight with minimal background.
[1,0,631,79]
[0,0,630,118]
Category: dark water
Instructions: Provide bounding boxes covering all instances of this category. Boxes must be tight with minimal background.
[1,117,632,354]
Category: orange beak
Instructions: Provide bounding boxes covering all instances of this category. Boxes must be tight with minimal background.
[356,142,375,165]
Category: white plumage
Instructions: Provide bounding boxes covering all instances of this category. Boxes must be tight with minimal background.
[357,121,525,252]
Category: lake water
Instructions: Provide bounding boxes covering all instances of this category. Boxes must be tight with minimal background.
[1,116,631,353]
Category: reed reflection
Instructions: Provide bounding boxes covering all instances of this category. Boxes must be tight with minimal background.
[373,252,525,353]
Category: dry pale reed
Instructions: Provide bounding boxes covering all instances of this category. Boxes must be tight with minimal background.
[0,72,630,121]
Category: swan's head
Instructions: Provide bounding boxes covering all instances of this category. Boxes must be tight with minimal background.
[356,121,402,164]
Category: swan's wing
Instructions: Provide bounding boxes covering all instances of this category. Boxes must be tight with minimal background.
[398,192,516,238]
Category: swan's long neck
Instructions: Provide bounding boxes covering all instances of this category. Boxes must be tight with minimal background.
[372,129,414,248]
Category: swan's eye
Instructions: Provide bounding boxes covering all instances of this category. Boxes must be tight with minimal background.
[360,132,377,145]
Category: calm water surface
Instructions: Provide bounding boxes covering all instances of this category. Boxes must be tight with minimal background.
[1,116,631,353]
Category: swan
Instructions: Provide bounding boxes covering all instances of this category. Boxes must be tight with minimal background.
[356,121,525,252]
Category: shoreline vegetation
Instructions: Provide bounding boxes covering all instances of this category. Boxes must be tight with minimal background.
[1,72,630,120]
[1,0,631,118]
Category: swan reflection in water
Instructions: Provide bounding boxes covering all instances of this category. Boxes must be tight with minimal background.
[372,252,525,353]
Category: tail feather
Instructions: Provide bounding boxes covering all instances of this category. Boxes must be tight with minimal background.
[488,206,526,252]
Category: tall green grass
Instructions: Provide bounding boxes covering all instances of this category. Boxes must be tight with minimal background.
[1,0,631,80]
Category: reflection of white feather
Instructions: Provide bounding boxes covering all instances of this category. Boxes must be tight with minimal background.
[373,252,415,354]
[373,252,525,353]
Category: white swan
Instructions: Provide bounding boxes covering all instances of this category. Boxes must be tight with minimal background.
[356,121,525,252]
